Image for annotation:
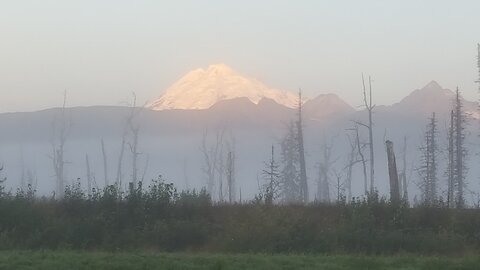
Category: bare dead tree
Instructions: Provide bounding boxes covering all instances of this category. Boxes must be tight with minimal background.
[216,138,225,202]
[51,91,70,199]
[317,142,336,203]
[343,129,366,202]
[262,145,281,205]
[353,124,368,194]
[141,154,149,183]
[401,136,409,201]
[226,151,235,203]
[363,75,375,193]
[476,43,480,93]
[418,113,438,205]
[116,93,143,192]
[201,128,225,201]
[0,165,6,196]
[351,75,375,195]
[297,89,308,203]
[476,44,480,193]
[129,123,140,188]
[85,154,92,197]
[116,132,126,191]
[345,134,357,202]
[201,131,215,197]
[19,148,26,191]
[333,169,344,203]
[447,110,455,208]
[127,93,143,190]
[183,158,190,190]
[454,87,468,208]
[225,135,236,204]
[385,140,400,204]
[101,139,108,187]
[239,187,242,204]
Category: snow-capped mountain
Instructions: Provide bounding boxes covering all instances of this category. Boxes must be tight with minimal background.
[148,64,300,110]
[2,80,480,198]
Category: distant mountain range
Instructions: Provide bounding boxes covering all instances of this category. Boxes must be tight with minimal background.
[0,66,478,200]
[388,80,478,119]
[147,64,477,121]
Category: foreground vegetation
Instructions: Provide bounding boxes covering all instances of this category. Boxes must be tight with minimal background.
[0,251,479,270]
[1,178,480,255]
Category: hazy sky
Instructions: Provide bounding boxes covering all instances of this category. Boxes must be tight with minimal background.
[0,0,479,112]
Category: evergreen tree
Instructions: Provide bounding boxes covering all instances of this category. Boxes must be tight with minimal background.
[280,122,302,203]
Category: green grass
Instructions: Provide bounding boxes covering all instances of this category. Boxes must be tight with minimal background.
[0,251,478,270]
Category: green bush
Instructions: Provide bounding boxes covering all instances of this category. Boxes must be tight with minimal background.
[0,178,479,255]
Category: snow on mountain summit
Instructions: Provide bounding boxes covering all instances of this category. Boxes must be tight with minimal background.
[148,64,300,110]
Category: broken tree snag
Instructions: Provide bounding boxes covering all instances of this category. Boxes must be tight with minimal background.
[385,140,400,204]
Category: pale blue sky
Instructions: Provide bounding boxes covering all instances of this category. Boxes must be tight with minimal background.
[0,0,479,112]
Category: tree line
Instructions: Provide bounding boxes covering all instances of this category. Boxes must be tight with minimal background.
[0,176,480,254]
[1,46,480,208]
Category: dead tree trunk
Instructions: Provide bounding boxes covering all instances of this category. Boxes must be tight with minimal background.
[141,155,149,183]
[428,113,437,204]
[101,139,108,187]
[19,149,26,192]
[215,132,225,202]
[476,43,480,93]
[317,142,334,203]
[183,158,189,190]
[447,110,455,208]
[401,136,408,201]
[0,166,6,196]
[362,74,376,193]
[354,125,368,194]
[297,89,308,203]
[226,151,235,204]
[385,140,400,204]
[454,87,466,208]
[201,131,214,196]
[129,125,140,187]
[85,154,92,197]
[127,93,142,189]
[51,91,69,199]
[419,113,438,205]
[333,170,343,202]
[201,129,225,201]
[263,145,280,205]
[116,93,141,192]
[345,134,357,202]
[116,134,126,191]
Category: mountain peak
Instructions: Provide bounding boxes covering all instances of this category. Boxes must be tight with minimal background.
[303,93,354,119]
[391,81,455,115]
[423,80,442,90]
[148,64,299,110]
[400,81,452,101]
[388,81,479,119]
[205,63,234,74]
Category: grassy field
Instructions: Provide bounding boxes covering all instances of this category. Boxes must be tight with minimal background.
[0,251,478,270]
